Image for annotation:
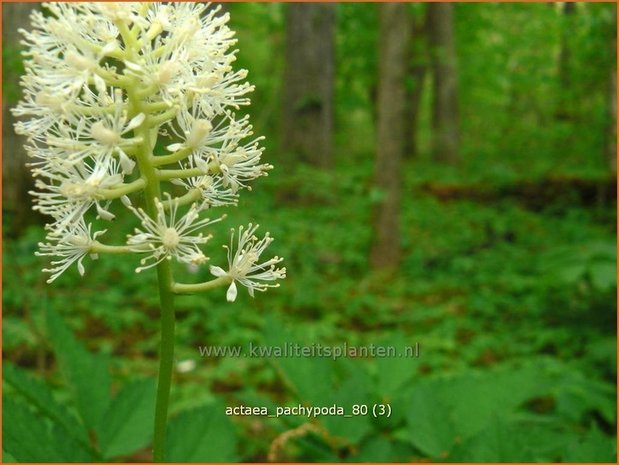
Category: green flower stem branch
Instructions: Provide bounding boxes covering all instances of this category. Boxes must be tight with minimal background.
[172,276,233,295]
[160,189,203,210]
[151,147,193,167]
[90,242,141,254]
[98,179,147,199]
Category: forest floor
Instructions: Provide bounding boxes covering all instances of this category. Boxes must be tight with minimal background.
[3,159,617,462]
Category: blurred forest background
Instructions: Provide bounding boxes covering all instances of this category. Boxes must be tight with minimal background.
[3,2,617,463]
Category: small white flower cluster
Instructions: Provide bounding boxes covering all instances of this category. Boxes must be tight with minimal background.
[14,2,285,300]
[211,224,286,302]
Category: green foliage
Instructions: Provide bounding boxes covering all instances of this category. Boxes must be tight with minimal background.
[3,311,238,462]
[98,379,156,459]
[251,316,615,462]
[3,3,616,463]
[3,398,93,462]
[165,405,238,462]
[46,307,112,433]
[2,45,25,104]
[2,365,96,462]
[543,241,616,291]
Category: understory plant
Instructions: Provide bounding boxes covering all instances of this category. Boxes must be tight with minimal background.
[12,2,285,461]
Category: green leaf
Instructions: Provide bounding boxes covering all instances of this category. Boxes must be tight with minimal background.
[2,450,18,463]
[406,382,456,457]
[353,436,393,462]
[564,425,616,462]
[3,397,93,462]
[405,360,563,458]
[323,362,372,444]
[589,261,616,291]
[3,363,90,447]
[558,263,586,284]
[263,317,334,405]
[3,397,59,462]
[51,423,97,462]
[165,404,238,462]
[554,367,616,424]
[368,187,387,204]
[98,379,156,459]
[447,363,550,436]
[450,417,533,462]
[352,436,415,462]
[375,333,416,399]
[46,308,111,432]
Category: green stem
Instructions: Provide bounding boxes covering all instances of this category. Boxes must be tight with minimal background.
[120,20,175,462]
[99,178,146,199]
[90,242,144,254]
[172,276,232,294]
[152,147,192,167]
[158,167,205,181]
[160,188,203,209]
[149,108,179,127]
[152,261,175,462]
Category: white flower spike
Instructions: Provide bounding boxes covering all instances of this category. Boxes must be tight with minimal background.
[14,3,285,303]
[15,4,286,461]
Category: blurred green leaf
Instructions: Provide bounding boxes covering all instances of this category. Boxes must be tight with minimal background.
[2,451,18,463]
[264,317,335,405]
[368,187,387,204]
[2,398,93,462]
[46,308,111,433]
[3,363,91,450]
[564,425,616,462]
[406,381,456,457]
[165,404,238,462]
[405,360,570,458]
[323,362,372,444]
[450,418,533,462]
[589,261,616,291]
[375,333,416,399]
[98,379,156,459]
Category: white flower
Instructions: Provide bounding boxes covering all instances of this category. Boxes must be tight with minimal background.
[30,156,122,229]
[126,196,222,273]
[12,89,71,137]
[94,2,145,25]
[210,224,286,302]
[36,219,105,283]
[175,359,196,373]
[27,89,143,173]
[208,132,271,193]
[173,173,238,209]
[119,3,252,115]
[169,109,272,193]
[17,4,125,101]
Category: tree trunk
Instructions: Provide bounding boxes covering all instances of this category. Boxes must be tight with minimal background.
[556,2,576,121]
[3,3,40,236]
[604,6,617,173]
[404,8,428,158]
[427,2,459,163]
[606,69,617,172]
[370,3,410,271]
[281,3,335,169]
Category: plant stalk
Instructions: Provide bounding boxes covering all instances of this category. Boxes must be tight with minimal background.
[118,20,178,461]
[152,261,175,462]
[125,65,175,465]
